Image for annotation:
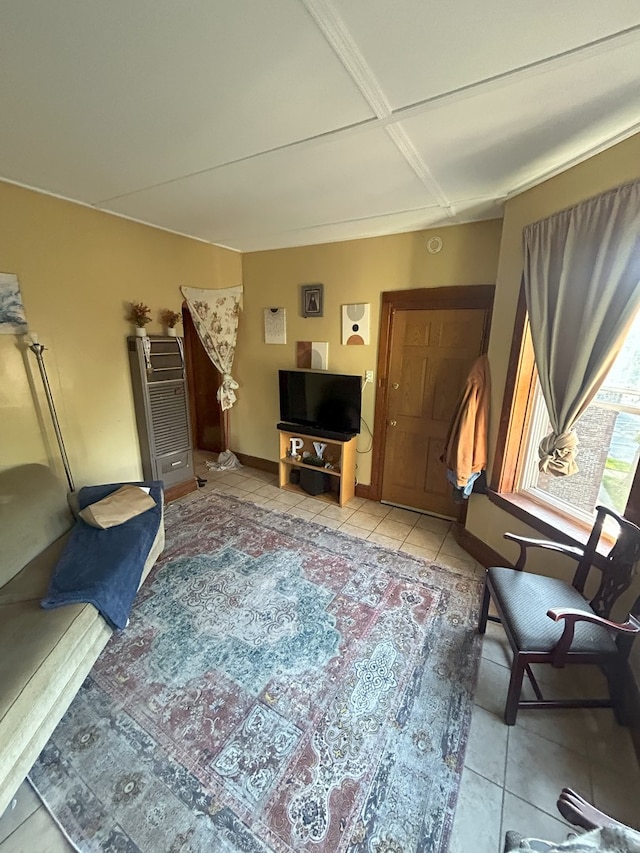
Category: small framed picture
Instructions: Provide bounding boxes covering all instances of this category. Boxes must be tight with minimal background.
[301,284,323,318]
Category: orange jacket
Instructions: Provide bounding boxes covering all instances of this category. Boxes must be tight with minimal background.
[441,354,490,489]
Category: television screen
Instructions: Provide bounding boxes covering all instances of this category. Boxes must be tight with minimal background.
[279,370,362,436]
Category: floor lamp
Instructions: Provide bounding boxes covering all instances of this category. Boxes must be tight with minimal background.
[27,332,76,492]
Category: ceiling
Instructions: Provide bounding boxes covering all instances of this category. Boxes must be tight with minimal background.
[1,1,639,253]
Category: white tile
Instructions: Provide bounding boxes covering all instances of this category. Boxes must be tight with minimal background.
[242,492,272,506]
[372,518,412,541]
[0,805,75,852]
[464,705,508,786]
[255,483,283,499]
[344,496,366,509]
[516,708,591,757]
[481,621,512,668]
[271,490,305,506]
[345,511,381,532]
[506,727,592,819]
[399,542,439,561]
[284,506,317,521]
[297,496,330,513]
[216,485,250,499]
[501,793,573,846]
[317,505,356,523]
[527,663,587,697]
[385,506,420,526]
[0,783,40,844]
[449,767,503,853]
[415,515,452,536]
[574,665,609,699]
[313,515,342,530]
[356,500,390,519]
[591,762,640,830]
[584,708,640,776]
[215,472,250,487]
[263,499,293,513]
[246,469,278,483]
[436,553,478,574]
[438,532,475,562]
[338,523,370,539]
[474,657,513,719]
[235,475,266,492]
[367,532,403,549]
[405,526,447,551]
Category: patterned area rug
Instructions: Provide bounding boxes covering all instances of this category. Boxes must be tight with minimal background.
[31,492,483,852]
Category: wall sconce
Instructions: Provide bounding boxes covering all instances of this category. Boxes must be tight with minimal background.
[27,331,75,492]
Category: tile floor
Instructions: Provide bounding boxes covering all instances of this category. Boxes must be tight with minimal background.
[1,457,639,852]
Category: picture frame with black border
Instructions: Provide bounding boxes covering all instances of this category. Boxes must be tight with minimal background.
[301,283,323,318]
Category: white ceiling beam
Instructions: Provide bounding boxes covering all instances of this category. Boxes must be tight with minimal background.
[299,0,457,216]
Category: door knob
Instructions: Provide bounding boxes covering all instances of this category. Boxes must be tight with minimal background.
[392,382,400,389]
[389,420,397,427]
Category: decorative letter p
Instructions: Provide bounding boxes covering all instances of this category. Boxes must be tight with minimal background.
[290,437,304,456]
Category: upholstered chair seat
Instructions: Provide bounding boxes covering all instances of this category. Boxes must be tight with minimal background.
[487,567,618,656]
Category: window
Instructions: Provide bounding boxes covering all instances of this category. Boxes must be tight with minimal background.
[491,290,640,535]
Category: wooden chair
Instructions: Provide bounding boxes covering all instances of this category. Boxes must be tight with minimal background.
[478,505,640,725]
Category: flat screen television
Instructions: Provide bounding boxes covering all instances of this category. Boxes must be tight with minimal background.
[279,370,362,436]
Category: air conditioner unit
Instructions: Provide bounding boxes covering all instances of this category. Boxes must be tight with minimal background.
[128,335,196,497]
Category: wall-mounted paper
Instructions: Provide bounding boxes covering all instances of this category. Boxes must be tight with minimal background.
[264,307,286,344]
[296,341,329,370]
[342,303,370,345]
[0,273,27,334]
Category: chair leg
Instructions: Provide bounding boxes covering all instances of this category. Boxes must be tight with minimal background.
[478,580,491,634]
[605,661,628,725]
[505,654,527,725]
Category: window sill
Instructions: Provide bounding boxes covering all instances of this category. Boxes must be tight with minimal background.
[487,489,596,549]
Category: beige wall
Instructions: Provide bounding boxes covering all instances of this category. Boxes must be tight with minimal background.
[0,180,241,486]
[234,220,502,483]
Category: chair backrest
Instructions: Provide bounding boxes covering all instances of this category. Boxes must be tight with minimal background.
[572,505,640,618]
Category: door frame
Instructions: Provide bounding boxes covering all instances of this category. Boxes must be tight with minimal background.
[182,301,226,452]
[370,284,495,503]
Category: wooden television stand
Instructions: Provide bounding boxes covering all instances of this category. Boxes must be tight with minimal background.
[277,426,357,507]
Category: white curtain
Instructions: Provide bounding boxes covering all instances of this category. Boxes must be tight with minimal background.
[180,285,242,412]
[523,180,640,477]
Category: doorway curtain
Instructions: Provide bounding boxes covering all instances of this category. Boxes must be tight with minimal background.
[181,285,242,465]
[523,179,640,476]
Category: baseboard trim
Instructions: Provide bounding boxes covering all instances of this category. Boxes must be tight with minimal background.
[164,478,198,503]
[233,452,278,475]
[452,523,513,569]
[355,483,372,500]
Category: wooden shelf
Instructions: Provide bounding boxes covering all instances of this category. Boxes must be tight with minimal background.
[280,457,341,477]
[279,482,338,503]
[278,427,356,507]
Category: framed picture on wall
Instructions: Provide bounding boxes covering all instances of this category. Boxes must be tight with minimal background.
[301,284,323,318]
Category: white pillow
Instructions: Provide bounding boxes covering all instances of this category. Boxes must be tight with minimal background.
[79,484,156,529]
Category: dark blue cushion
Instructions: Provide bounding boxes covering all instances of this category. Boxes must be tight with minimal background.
[41,481,163,629]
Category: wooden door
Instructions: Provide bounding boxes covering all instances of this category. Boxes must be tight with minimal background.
[380,307,487,517]
[183,305,224,453]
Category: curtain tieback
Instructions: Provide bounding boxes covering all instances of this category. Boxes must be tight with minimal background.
[538,430,579,477]
[217,373,240,411]
[220,373,239,390]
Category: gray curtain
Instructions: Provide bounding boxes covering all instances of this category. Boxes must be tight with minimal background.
[523,179,640,476]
